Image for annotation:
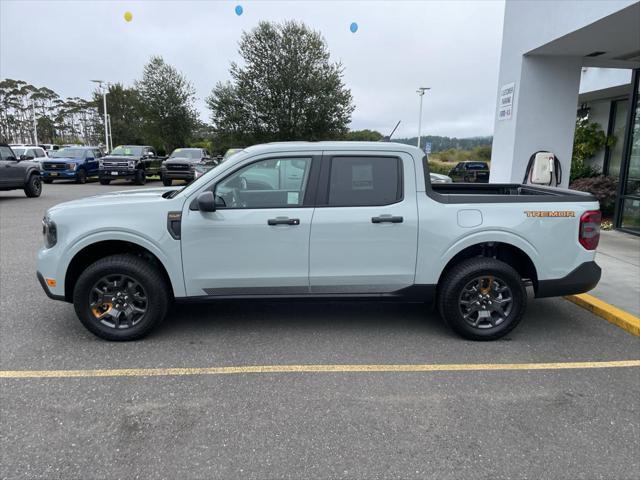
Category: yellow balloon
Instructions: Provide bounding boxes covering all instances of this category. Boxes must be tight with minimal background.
[124,11,133,22]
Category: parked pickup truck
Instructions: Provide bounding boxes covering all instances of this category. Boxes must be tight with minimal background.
[41,146,104,184]
[160,148,216,186]
[448,161,490,183]
[37,142,601,341]
[99,145,162,185]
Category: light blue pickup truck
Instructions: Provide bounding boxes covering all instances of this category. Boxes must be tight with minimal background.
[37,142,601,341]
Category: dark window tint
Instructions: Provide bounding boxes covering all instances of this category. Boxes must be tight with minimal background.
[328,156,401,206]
[35,148,45,158]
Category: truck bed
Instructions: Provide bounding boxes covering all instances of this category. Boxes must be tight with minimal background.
[429,183,597,204]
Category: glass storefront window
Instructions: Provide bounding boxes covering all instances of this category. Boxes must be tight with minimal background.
[607,99,628,177]
[621,199,640,233]
[620,70,640,233]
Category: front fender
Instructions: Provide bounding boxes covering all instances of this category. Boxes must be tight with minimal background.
[59,229,185,298]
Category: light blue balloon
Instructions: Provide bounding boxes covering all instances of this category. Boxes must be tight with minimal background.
[235,5,243,16]
[350,22,358,33]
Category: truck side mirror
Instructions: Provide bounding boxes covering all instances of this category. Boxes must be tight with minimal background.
[197,191,216,212]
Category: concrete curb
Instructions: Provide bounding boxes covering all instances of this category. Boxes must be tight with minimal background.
[565,294,640,337]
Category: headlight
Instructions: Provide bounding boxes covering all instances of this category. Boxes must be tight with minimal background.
[67,163,77,170]
[42,217,57,248]
[128,160,135,168]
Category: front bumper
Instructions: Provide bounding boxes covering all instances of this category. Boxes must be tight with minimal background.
[536,261,601,298]
[36,271,65,301]
[42,170,77,179]
[100,169,136,179]
[163,170,195,181]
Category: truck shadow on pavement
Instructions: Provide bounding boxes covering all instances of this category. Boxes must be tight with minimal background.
[158,300,465,341]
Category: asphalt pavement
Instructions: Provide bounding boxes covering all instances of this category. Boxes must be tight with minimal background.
[1,180,639,479]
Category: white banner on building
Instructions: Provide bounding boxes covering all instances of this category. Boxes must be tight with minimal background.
[498,82,515,121]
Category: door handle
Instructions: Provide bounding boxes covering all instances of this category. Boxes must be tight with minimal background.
[371,215,403,224]
[268,217,300,226]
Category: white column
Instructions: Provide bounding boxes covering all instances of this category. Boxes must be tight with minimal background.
[490,55,582,188]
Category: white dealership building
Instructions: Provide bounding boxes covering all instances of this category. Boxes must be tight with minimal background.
[491,0,640,234]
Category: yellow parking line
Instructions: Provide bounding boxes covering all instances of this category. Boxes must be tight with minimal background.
[1,360,639,379]
[566,294,640,336]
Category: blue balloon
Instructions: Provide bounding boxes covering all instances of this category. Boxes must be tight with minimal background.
[350,22,358,33]
[235,5,243,16]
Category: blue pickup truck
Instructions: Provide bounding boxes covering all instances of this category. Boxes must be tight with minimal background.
[41,147,104,184]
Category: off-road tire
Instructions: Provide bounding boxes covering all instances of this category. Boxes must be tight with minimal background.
[162,176,172,186]
[99,178,111,185]
[437,257,526,341]
[24,174,42,197]
[73,254,169,341]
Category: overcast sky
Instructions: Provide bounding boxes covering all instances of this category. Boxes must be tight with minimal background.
[0,0,505,139]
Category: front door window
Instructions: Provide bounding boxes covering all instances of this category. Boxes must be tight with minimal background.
[215,157,312,209]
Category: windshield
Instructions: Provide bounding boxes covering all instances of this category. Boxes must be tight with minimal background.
[52,148,85,159]
[467,162,488,170]
[169,148,201,159]
[110,145,144,156]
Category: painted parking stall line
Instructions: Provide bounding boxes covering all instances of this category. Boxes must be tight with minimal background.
[1,360,639,379]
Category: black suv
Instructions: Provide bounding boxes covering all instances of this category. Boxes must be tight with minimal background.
[0,143,42,197]
[448,161,490,183]
[160,148,216,186]
[99,145,162,185]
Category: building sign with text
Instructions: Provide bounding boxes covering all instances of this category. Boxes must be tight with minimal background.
[498,82,515,121]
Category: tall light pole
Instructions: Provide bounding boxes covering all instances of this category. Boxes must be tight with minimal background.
[91,80,109,152]
[416,87,430,149]
[31,99,38,146]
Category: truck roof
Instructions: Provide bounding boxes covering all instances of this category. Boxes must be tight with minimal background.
[243,141,424,156]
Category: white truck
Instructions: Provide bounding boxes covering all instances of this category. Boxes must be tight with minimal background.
[37,142,602,341]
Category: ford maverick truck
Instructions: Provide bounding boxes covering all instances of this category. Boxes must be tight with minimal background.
[37,142,601,341]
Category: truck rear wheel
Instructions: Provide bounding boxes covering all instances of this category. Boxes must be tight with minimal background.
[24,174,42,197]
[437,257,526,341]
[73,254,169,341]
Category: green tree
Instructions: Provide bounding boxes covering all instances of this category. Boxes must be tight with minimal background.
[207,20,354,145]
[94,83,145,146]
[137,56,199,152]
[342,129,383,141]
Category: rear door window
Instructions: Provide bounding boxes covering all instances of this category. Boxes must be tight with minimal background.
[327,156,402,207]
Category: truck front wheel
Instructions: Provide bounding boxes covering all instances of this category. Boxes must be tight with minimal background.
[134,169,146,185]
[75,168,87,184]
[99,178,111,185]
[24,174,42,197]
[73,254,169,341]
[438,258,526,341]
